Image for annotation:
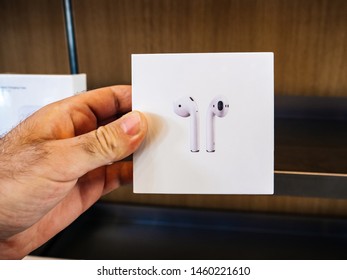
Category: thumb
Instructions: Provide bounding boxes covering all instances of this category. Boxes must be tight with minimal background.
[48,111,147,180]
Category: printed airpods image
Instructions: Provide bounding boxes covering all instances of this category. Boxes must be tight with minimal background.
[206,95,229,152]
[173,96,199,152]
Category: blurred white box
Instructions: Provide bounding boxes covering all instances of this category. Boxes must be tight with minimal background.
[0,74,86,135]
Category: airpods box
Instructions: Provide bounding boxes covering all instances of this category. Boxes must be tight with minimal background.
[132,53,274,194]
[0,74,86,135]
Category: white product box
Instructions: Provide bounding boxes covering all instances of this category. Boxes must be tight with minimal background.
[0,74,86,135]
[132,53,274,194]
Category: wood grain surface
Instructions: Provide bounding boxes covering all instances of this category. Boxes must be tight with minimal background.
[72,0,347,215]
[73,0,347,96]
[0,0,70,74]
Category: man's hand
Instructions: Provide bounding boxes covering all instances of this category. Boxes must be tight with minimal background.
[0,85,147,259]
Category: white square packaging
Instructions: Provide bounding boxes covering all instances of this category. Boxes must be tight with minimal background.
[0,74,86,135]
[132,53,274,194]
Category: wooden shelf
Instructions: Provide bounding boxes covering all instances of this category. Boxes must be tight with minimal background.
[274,96,347,198]
[32,202,347,259]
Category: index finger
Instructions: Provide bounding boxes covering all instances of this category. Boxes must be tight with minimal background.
[70,85,132,121]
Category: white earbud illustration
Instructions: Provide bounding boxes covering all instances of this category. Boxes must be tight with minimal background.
[206,95,229,152]
[173,96,199,152]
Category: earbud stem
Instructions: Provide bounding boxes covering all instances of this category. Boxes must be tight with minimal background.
[190,110,199,152]
[206,110,215,152]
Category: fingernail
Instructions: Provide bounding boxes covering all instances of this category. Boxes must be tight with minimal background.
[120,111,141,136]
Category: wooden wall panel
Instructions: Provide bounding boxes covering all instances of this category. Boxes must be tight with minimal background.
[73,0,347,96]
[73,0,347,216]
[0,0,70,74]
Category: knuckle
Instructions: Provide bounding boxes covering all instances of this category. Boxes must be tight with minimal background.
[93,125,122,160]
